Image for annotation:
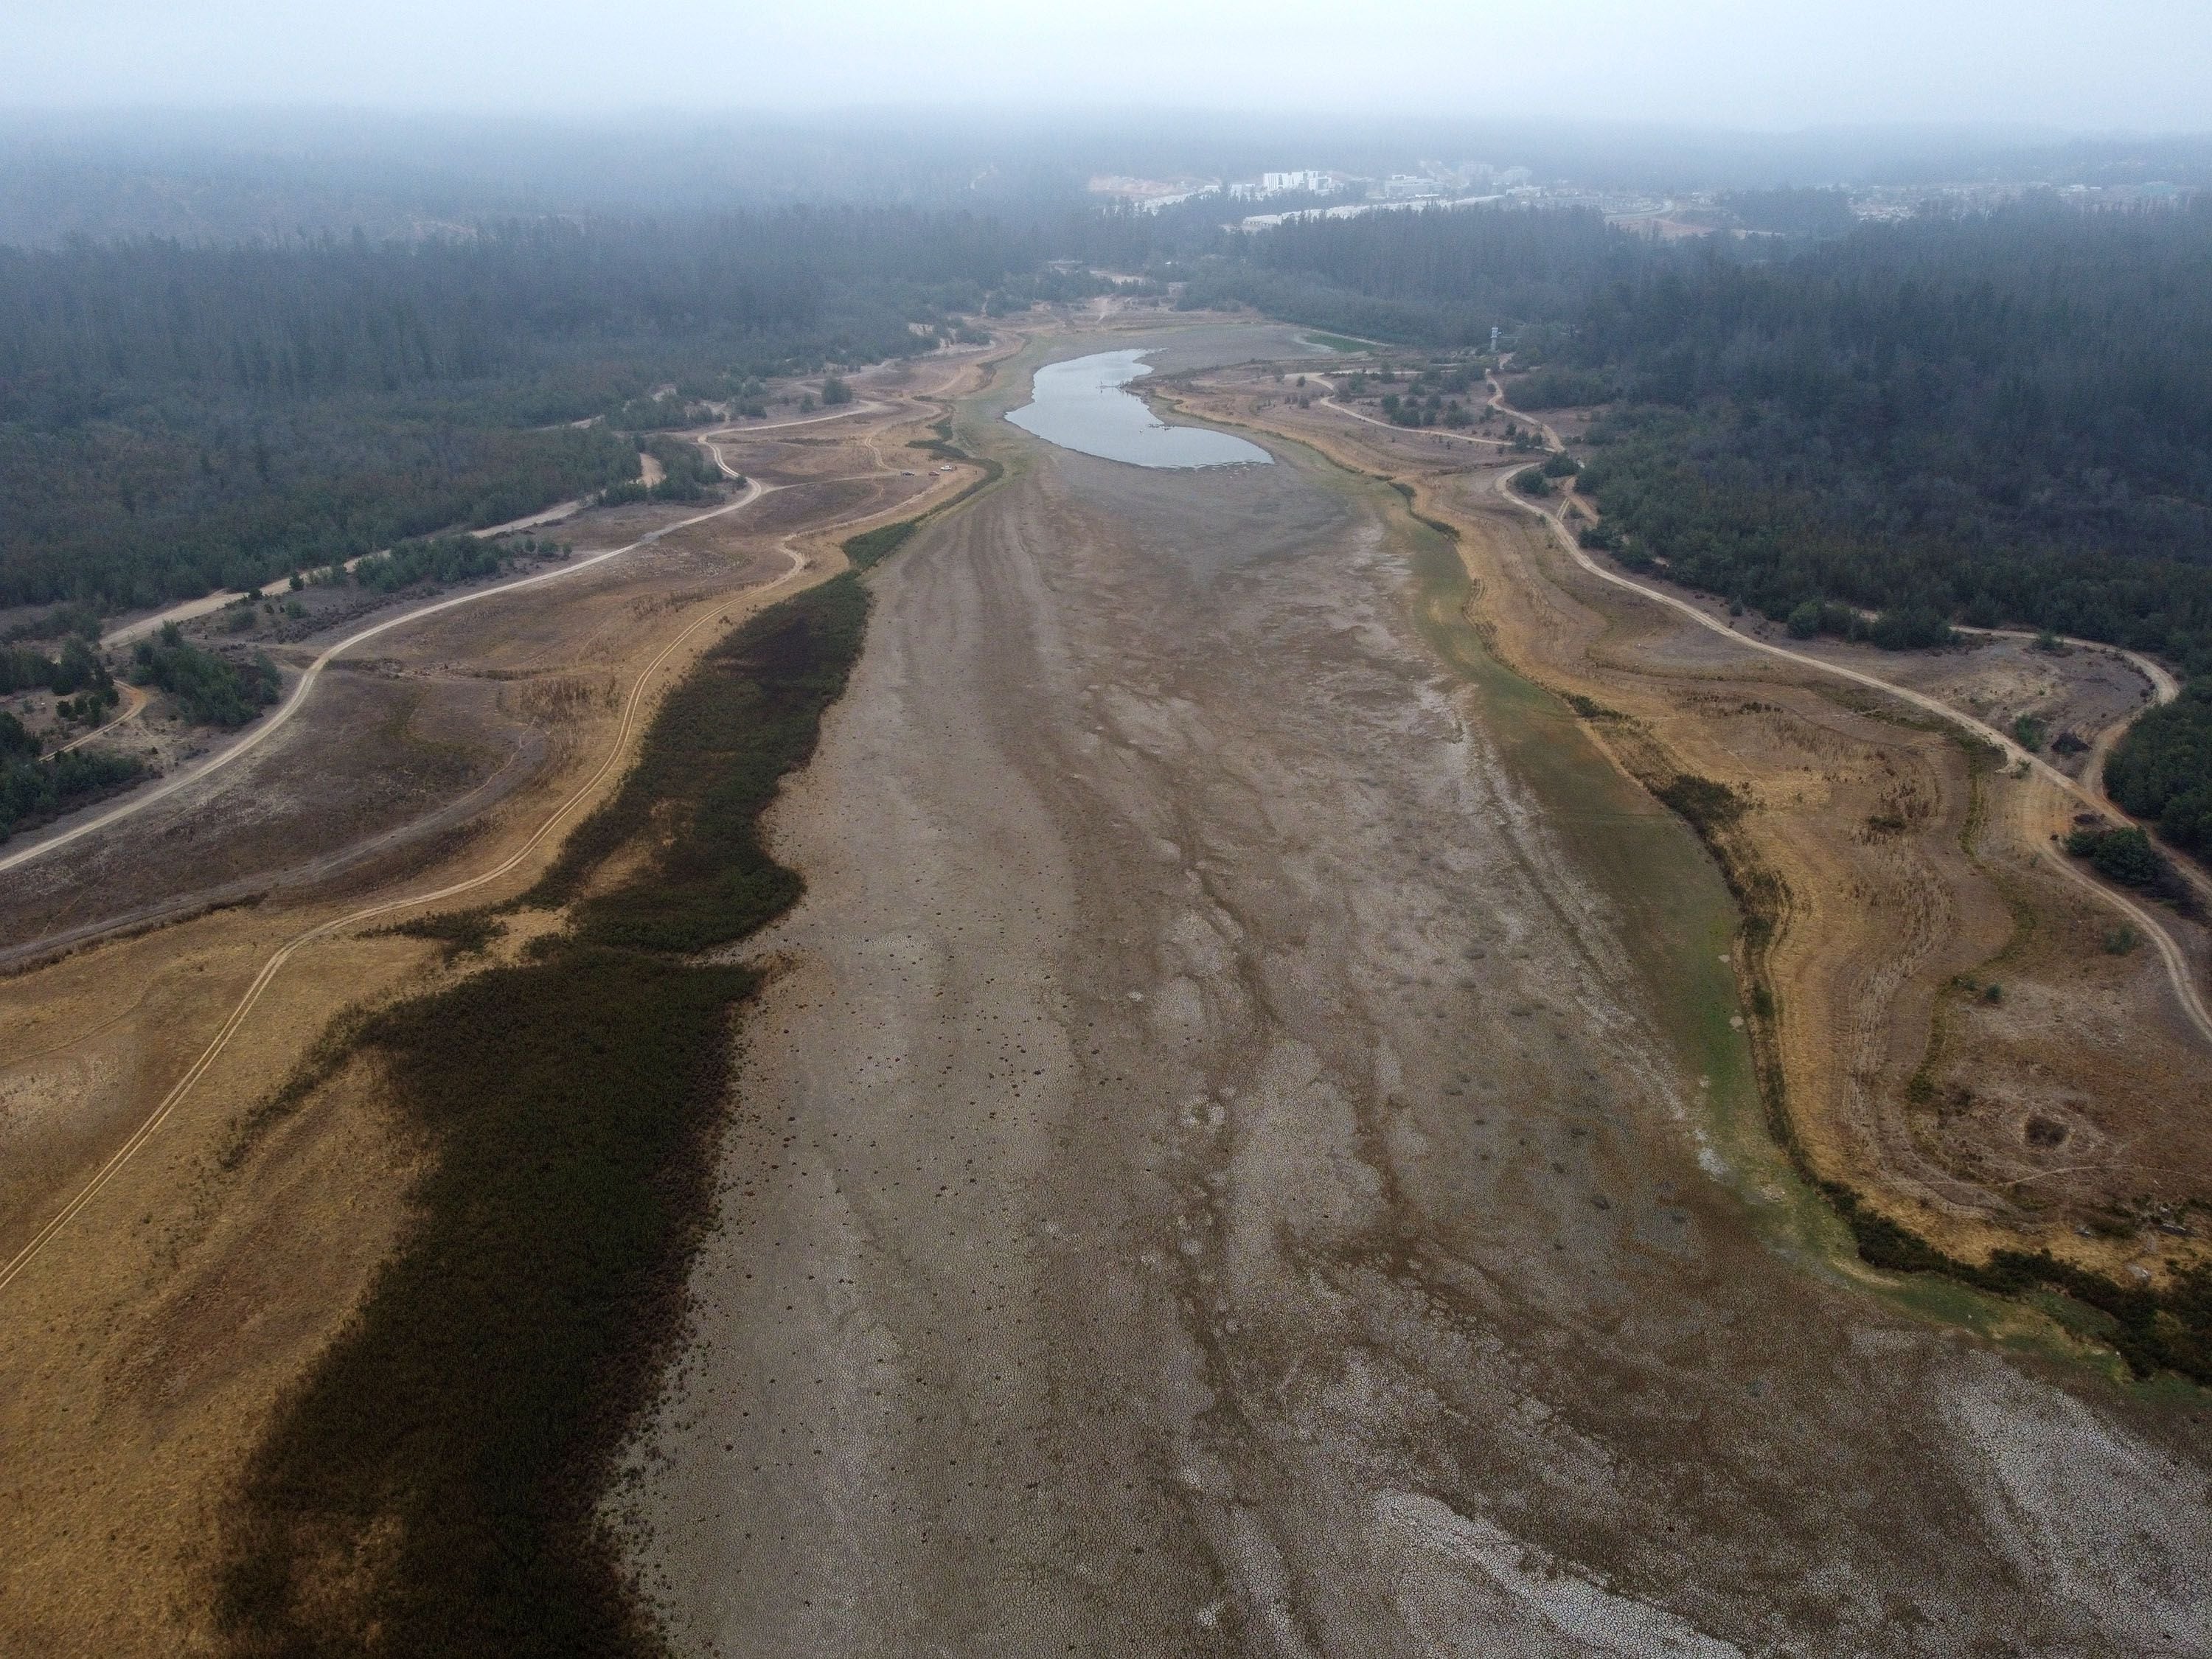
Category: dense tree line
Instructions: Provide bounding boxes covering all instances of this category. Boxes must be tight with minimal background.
[2106,690,2212,857]
[0,211,1030,611]
[348,535,510,595]
[1172,204,1632,344]
[1200,198,2212,852]
[2,415,633,611]
[0,633,108,695]
[130,623,280,726]
[1566,206,2212,663]
[0,708,143,839]
[1197,198,2212,671]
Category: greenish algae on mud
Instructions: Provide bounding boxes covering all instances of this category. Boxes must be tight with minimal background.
[1394,487,1818,1244]
[989,330,1828,1267]
[1172,369,2199,1394]
[970,324,2205,1415]
[1394,458,2207,1391]
[1407,466,2211,1395]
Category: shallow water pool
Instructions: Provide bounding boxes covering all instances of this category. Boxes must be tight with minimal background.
[1006,349,1273,469]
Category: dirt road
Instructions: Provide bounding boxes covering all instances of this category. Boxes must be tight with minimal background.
[4,406,891,880]
[0,394,950,1287]
[625,330,2212,1656]
[0,536,807,1297]
[1472,397,2212,1051]
[1319,363,2212,1050]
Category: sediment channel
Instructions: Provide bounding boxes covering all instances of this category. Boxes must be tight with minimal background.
[626,327,2212,1656]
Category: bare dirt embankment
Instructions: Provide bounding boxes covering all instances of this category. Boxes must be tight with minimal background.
[0,342,1010,1658]
[1166,361,2212,1290]
[623,320,2211,1658]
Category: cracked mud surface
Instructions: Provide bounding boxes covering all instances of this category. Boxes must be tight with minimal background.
[627,333,2212,1656]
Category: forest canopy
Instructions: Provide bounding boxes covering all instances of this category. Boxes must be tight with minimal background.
[1191,195,2212,852]
[1198,198,2212,678]
[0,210,1030,611]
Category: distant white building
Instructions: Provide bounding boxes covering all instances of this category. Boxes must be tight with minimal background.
[1262,170,1332,194]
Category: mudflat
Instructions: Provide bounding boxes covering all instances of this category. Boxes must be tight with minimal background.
[626,329,2212,1655]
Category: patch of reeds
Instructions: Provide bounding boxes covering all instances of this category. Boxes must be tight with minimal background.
[215,571,876,1658]
[1820,1181,2212,1386]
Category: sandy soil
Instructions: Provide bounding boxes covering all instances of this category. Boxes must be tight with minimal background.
[623,323,2212,1656]
[0,344,1008,1655]
[1171,359,2212,1267]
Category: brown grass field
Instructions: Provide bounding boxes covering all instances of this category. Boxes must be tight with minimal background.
[1164,358,2212,1285]
[7,306,2209,1653]
[0,338,1015,1656]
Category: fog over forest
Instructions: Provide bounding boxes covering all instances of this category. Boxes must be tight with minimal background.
[7,9,2212,1655]
[10,0,2211,128]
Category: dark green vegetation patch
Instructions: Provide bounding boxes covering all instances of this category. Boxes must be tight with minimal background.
[2105,687,2212,863]
[218,573,874,1658]
[0,743,145,842]
[841,420,1005,573]
[2063,824,2200,914]
[349,533,510,595]
[131,622,279,727]
[368,908,507,961]
[526,574,869,947]
[1655,773,1747,835]
[218,950,754,1658]
[1822,1182,2212,1387]
[841,518,918,571]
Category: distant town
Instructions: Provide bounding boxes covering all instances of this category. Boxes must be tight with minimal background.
[1088,162,2199,237]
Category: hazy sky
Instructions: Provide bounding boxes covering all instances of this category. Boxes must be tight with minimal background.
[7,0,2211,131]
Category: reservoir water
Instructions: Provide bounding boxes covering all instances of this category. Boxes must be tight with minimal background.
[1006,349,1273,469]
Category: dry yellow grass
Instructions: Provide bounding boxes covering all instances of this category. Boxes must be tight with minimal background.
[0,343,1010,1656]
[1166,363,2211,1287]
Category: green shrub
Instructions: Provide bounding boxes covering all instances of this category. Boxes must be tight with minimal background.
[843,520,917,570]
[1869,605,1955,651]
[2066,824,2199,912]
[371,909,507,961]
[131,626,279,726]
[353,534,507,594]
[1656,773,1746,835]
[1820,1180,2212,1385]
[2107,688,2212,859]
[0,745,145,840]
[220,573,878,1655]
[2070,825,2160,885]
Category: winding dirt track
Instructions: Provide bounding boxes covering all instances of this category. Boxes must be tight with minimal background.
[1312,366,2211,1049]
[626,329,2212,1658]
[54,681,148,754]
[0,481,807,1301]
[2,404,885,879]
[1473,382,2212,1051]
[0,384,957,1295]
